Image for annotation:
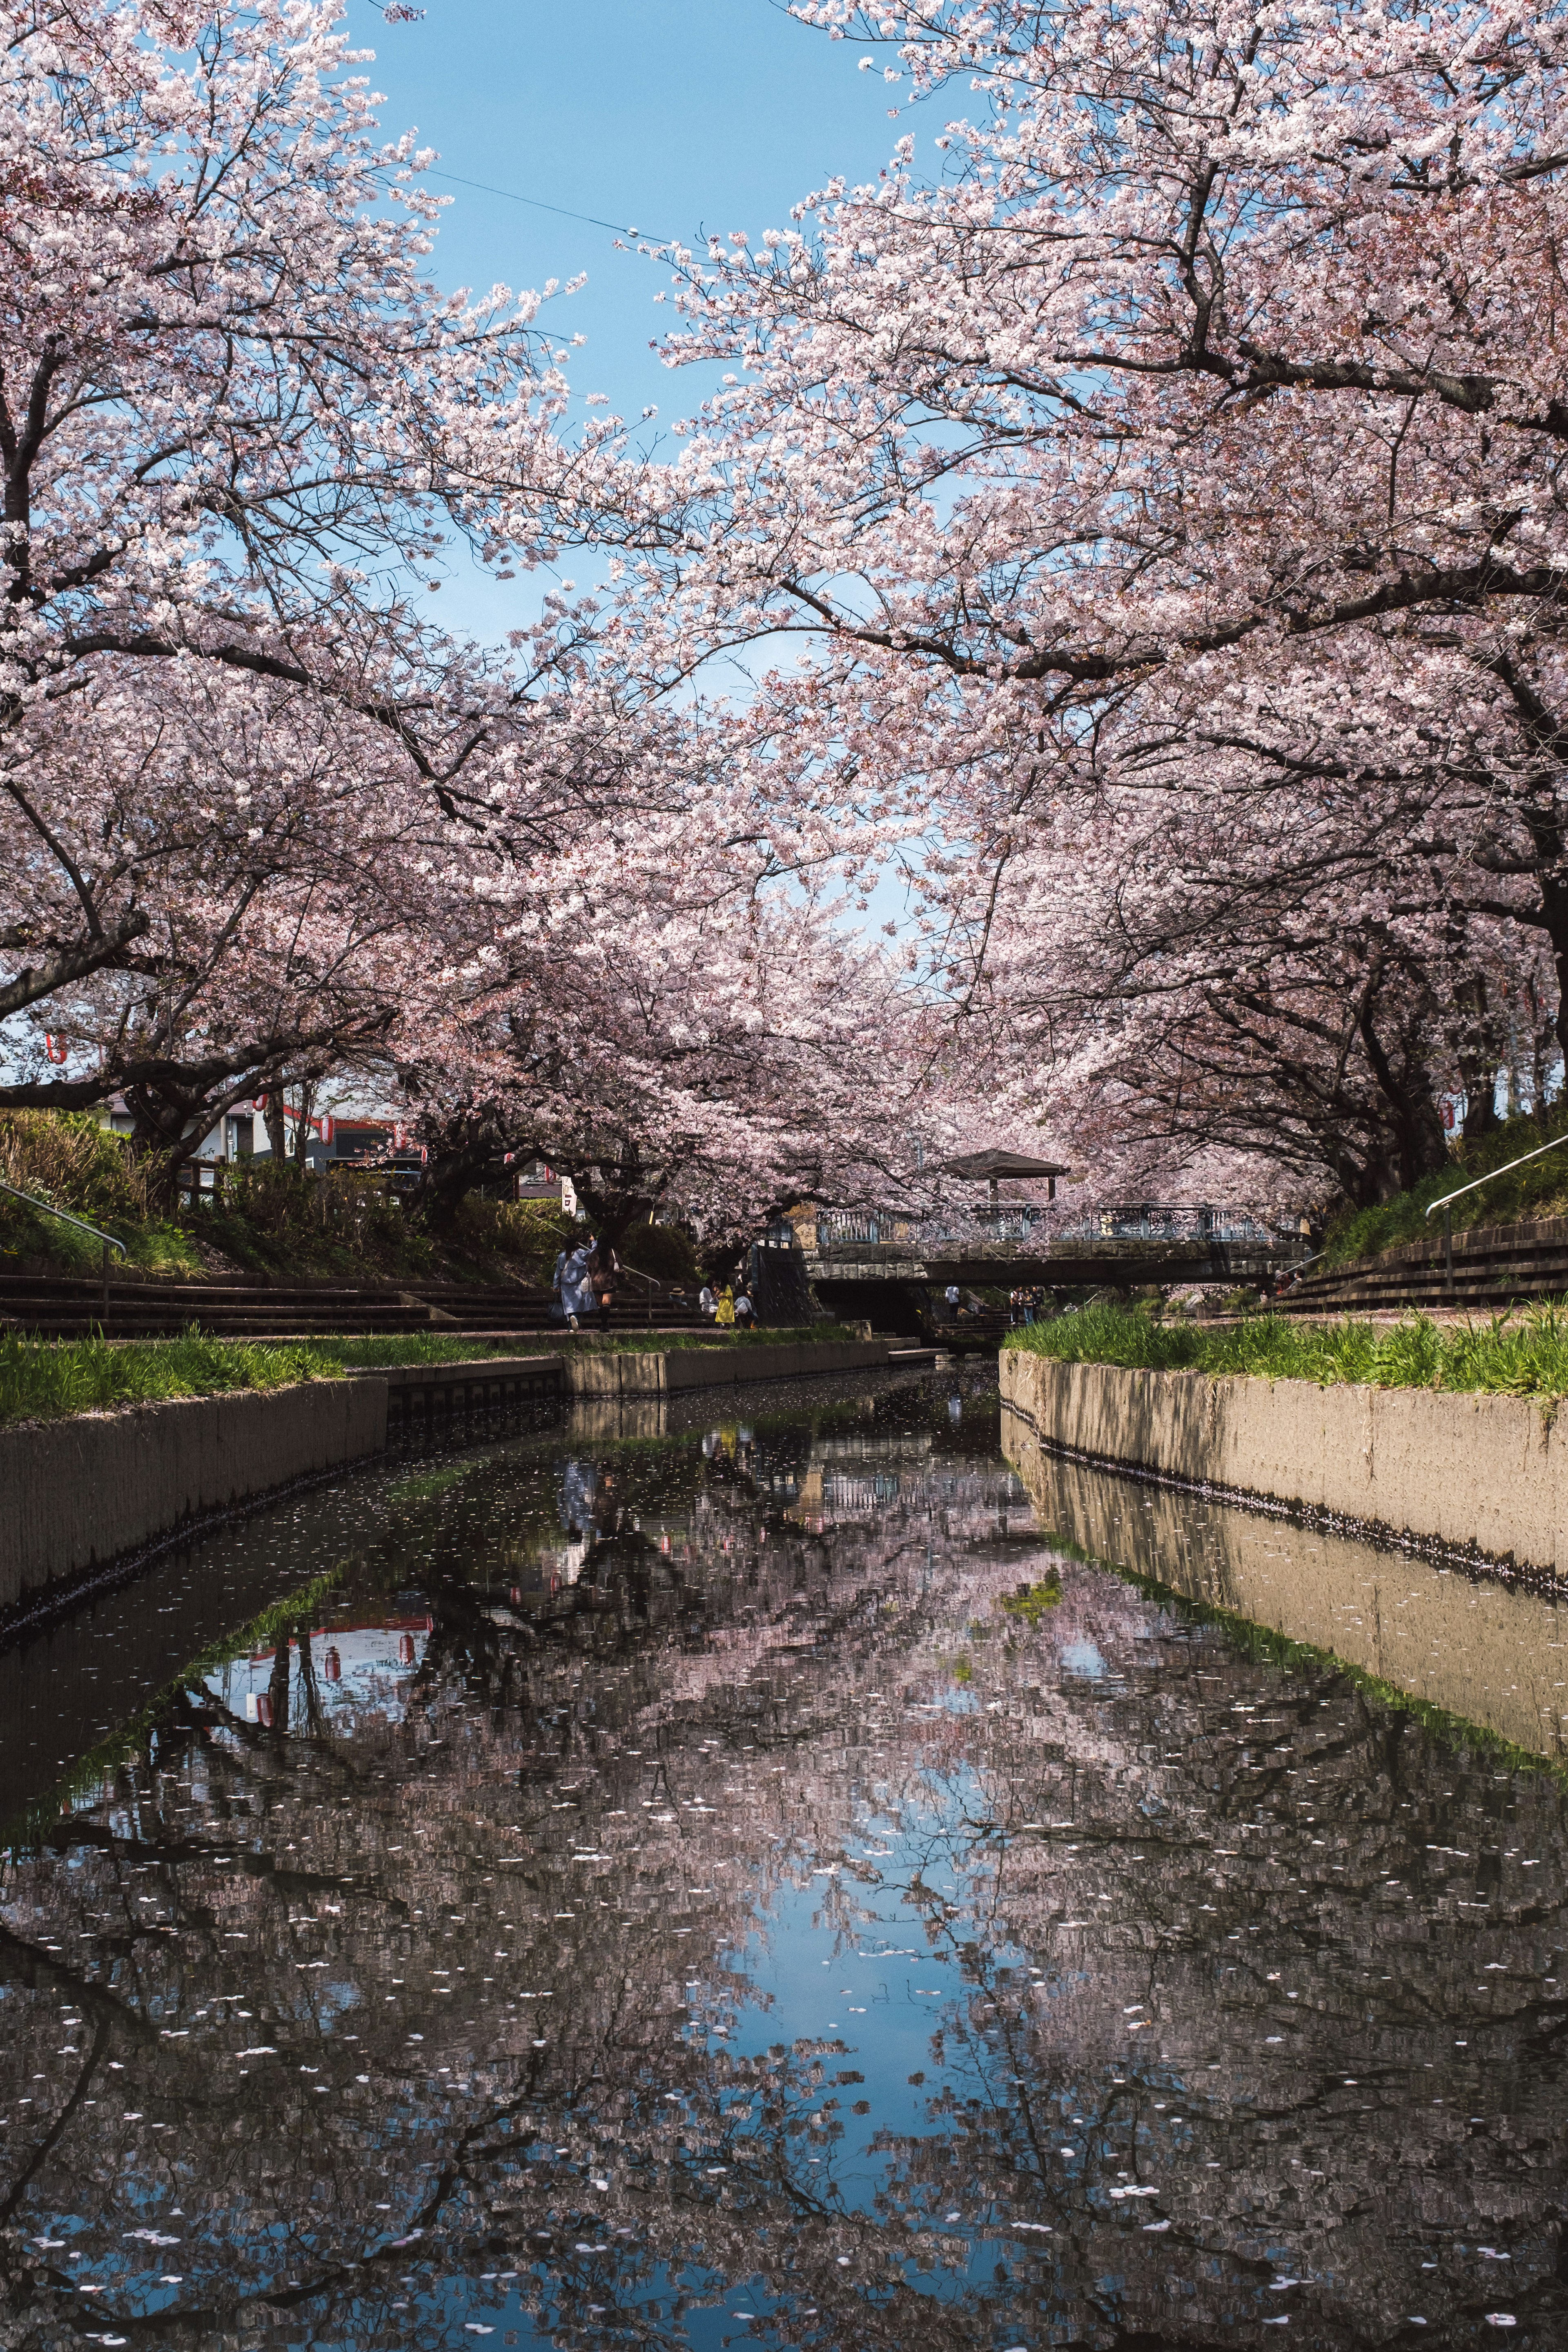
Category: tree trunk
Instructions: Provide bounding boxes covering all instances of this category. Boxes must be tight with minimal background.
[1354,967,1452,1198]
[263,1090,287,1163]
[407,1110,509,1225]
[1538,874,1568,1082]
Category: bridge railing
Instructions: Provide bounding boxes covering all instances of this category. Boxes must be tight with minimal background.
[1053,1205,1285,1243]
[808,1203,1297,1254]
[814,1211,913,1247]
[915,1211,1044,1244]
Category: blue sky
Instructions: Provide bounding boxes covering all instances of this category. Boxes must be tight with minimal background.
[348,0,916,638]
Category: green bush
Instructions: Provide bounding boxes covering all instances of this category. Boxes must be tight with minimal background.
[0,1111,198,1274]
[451,1194,576,1272]
[618,1220,701,1287]
[0,1109,146,1223]
[199,1161,435,1277]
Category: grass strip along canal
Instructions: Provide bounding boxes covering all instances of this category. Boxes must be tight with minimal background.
[1,1366,1564,2350]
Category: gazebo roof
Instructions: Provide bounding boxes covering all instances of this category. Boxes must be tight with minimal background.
[942,1149,1069,1180]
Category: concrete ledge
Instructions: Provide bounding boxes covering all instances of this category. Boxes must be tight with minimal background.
[999,1347,1566,1577]
[1000,1415,1568,1757]
[377,1356,560,1391]
[566,1339,889,1396]
[0,1378,388,1615]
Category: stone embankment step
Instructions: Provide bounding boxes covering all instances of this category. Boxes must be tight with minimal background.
[0,1269,712,1342]
[1281,1214,1568,1318]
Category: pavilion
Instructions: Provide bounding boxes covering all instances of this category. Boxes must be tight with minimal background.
[942,1149,1069,1207]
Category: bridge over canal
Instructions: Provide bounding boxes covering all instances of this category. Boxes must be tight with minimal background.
[752,1204,1315,1335]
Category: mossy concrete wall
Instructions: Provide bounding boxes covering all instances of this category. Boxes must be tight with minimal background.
[565,1339,889,1397]
[0,1344,895,1615]
[0,1379,388,1615]
[1001,1407,1568,1760]
[999,1348,1566,1577]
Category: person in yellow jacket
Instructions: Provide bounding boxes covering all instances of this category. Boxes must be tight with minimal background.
[714,1284,736,1328]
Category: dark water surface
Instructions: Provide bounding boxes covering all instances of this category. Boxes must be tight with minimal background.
[2,1370,1566,2351]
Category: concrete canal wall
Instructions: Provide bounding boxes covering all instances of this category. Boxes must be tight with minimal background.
[1000,1347,1568,1578]
[0,1379,390,1615]
[1000,1411,1568,1761]
[564,1337,889,1397]
[1,1339,893,1617]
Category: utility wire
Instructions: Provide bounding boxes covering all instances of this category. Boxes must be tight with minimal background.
[424,169,670,244]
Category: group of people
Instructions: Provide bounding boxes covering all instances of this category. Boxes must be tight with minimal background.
[1008,1285,1048,1325]
[698,1280,755,1330]
[552,1236,759,1334]
[552,1235,621,1332]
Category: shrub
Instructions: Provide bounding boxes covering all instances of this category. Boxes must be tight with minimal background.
[198,1161,433,1276]
[0,1111,201,1273]
[0,1110,147,1224]
[452,1195,576,1272]
[618,1220,701,1287]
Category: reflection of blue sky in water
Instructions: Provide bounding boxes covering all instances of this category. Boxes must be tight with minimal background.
[715,1769,1028,2243]
[207,1624,432,1731]
[463,1766,1033,2350]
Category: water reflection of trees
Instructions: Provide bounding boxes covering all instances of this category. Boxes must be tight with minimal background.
[2,1380,1566,2348]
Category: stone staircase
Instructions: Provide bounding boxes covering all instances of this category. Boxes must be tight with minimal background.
[1280,1215,1568,1318]
[0,1267,711,1342]
[924,1307,1014,1348]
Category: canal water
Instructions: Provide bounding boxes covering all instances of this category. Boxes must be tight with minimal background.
[1,1368,1565,2351]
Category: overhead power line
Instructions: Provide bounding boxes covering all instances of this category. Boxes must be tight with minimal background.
[424,169,669,245]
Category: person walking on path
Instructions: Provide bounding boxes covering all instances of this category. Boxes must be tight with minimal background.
[557,1238,595,1332]
[590,1237,621,1332]
[699,1281,717,1321]
[715,1284,736,1328]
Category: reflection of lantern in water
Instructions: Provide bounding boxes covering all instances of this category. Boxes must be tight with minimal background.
[398,1633,416,1667]
[254,1692,274,1729]
[323,1646,342,1684]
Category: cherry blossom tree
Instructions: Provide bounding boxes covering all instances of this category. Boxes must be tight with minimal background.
[0,0,579,1038]
[549,0,1568,1203]
[395,811,942,1250]
[897,645,1563,1202]
[0,661,439,1192]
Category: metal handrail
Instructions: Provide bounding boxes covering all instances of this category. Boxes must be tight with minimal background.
[0,1176,127,1325]
[1423,1127,1568,1295]
[621,1263,666,1331]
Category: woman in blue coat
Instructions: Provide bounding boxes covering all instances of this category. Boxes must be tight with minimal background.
[553,1239,596,1331]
